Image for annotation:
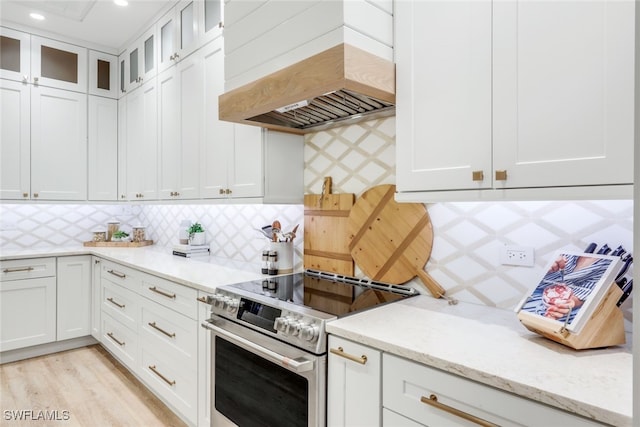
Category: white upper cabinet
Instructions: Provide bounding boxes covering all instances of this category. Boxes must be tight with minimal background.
[396,0,635,201]
[88,96,118,201]
[200,0,223,45]
[0,79,30,200]
[125,77,158,201]
[30,36,87,93]
[89,50,117,98]
[0,27,30,83]
[158,0,201,73]
[125,26,157,93]
[31,86,87,200]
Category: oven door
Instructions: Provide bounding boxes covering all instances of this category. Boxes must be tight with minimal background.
[202,315,325,427]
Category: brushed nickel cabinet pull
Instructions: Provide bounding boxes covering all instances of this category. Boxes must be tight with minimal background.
[3,266,35,273]
[149,365,176,386]
[148,321,176,338]
[329,347,368,365]
[196,296,208,303]
[108,269,126,279]
[33,193,39,198]
[149,286,176,299]
[23,192,28,198]
[107,297,125,309]
[107,332,125,346]
[472,171,484,181]
[495,170,507,181]
[219,189,224,194]
[420,394,499,427]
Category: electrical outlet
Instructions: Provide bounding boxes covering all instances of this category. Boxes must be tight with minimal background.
[500,245,535,267]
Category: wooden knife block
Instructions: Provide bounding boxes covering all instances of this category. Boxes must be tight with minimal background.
[517,283,626,350]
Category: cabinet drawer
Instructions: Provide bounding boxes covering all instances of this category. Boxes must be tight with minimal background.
[101,261,139,289]
[102,279,139,330]
[140,274,197,320]
[102,312,138,371]
[0,257,56,281]
[140,298,197,364]
[139,341,197,425]
[383,354,605,427]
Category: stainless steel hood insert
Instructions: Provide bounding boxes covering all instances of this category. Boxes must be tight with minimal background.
[218,44,396,134]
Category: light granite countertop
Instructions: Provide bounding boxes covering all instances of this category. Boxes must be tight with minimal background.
[326,296,632,427]
[2,246,632,425]
[0,245,268,292]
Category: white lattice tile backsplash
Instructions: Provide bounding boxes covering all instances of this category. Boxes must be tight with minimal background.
[0,118,633,329]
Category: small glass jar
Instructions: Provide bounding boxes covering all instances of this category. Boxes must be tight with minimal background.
[92,229,107,242]
[261,250,269,274]
[107,220,120,241]
[267,250,278,275]
[132,226,146,243]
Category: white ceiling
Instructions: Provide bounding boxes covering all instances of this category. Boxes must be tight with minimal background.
[0,0,174,53]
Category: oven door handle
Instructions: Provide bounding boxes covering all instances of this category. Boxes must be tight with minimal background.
[201,320,315,373]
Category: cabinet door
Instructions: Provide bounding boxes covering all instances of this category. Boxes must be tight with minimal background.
[327,335,381,427]
[200,38,233,198]
[117,97,127,200]
[31,36,87,92]
[200,0,223,45]
[229,124,263,198]
[0,79,30,200]
[197,292,213,427]
[88,96,118,200]
[493,0,635,188]
[31,86,87,200]
[158,8,177,73]
[57,256,91,341]
[118,52,128,97]
[91,257,102,341]
[0,277,56,352]
[0,27,30,82]
[158,66,180,199]
[176,0,200,61]
[396,0,492,192]
[177,53,202,199]
[89,50,117,98]
[126,78,158,200]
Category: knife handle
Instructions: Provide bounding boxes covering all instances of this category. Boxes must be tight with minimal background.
[583,242,597,253]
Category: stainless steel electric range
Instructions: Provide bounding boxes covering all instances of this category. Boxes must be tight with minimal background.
[201,269,418,427]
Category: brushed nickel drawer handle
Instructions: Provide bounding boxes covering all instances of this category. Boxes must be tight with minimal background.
[149,365,176,386]
[420,394,499,427]
[108,269,126,279]
[148,321,176,338]
[196,296,208,303]
[3,266,35,273]
[107,332,125,346]
[330,347,367,365]
[107,297,125,309]
[149,286,176,299]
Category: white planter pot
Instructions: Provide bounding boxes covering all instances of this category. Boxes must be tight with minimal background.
[189,232,205,246]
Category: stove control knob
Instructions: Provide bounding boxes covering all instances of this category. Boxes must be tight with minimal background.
[286,319,301,336]
[300,324,319,342]
[212,294,226,308]
[226,298,239,313]
[274,316,288,332]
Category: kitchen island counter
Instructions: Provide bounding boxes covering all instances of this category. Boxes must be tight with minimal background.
[326,295,632,427]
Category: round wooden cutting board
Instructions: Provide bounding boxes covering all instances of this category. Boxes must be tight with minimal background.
[348,184,445,298]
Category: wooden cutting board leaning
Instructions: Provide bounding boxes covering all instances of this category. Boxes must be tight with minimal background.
[304,177,355,276]
[347,184,447,299]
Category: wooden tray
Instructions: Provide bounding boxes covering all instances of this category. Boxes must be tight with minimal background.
[83,240,154,247]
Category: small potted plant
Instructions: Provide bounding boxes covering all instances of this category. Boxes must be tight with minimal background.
[187,222,206,245]
[111,230,130,242]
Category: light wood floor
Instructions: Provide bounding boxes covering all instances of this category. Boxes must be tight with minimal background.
[0,345,187,427]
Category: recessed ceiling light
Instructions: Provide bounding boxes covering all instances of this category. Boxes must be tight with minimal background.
[30,12,45,21]
[114,0,128,6]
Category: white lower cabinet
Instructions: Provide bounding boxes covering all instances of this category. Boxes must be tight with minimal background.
[97,258,199,425]
[197,290,214,427]
[56,256,91,341]
[327,335,382,427]
[382,353,605,427]
[0,258,56,352]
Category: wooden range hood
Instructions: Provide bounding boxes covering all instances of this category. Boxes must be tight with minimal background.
[218,44,396,135]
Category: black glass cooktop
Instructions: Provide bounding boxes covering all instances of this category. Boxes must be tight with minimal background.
[224,270,418,317]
